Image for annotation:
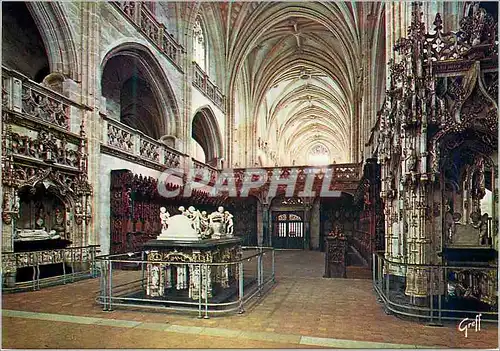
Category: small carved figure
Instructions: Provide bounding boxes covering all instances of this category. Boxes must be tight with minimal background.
[210,206,225,238]
[445,211,455,242]
[53,208,65,233]
[406,147,417,172]
[480,213,490,245]
[2,192,11,211]
[224,211,234,237]
[35,206,45,228]
[188,206,202,235]
[178,206,187,215]
[200,211,210,238]
[160,207,170,231]
[12,193,19,213]
[470,210,482,228]
[75,201,83,215]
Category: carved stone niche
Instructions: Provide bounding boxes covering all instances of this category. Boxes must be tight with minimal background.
[15,183,70,245]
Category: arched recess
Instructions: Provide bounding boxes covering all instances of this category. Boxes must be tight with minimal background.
[25,2,80,80]
[2,2,50,82]
[100,43,179,139]
[192,106,223,167]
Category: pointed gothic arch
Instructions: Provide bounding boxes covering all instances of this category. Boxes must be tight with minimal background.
[100,42,180,138]
[26,2,80,80]
[192,106,224,167]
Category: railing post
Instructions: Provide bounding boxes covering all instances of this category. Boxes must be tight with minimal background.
[372,253,376,283]
[429,267,434,323]
[102,119,109,145]
[62,254,67,284]
[12,78,22,113]
[100,259,108,311]
[385,262,389,299]
[133,2,142,25]
[108,260,113,311]
[272,249,275,283]
[198,263,202,319]
[141,251,145,290]
[238,262,244,314]
[133,134,141,156]
[71,251,75,282]
[204,263,209,319]
[260,248,264,289]
[257,251,262,297]
[36,264,40,290]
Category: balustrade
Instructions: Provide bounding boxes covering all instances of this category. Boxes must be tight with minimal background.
[113,2,183,71]
[193,158,218,184]
[103,116,185,170]
[192,62,226,112]
[2,67,85,133]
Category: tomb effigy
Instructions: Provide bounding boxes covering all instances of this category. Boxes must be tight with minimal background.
[143,206,241,300]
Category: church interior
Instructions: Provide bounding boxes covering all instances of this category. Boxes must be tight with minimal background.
[1,1,498,349]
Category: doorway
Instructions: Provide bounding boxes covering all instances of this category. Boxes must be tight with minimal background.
[272,211,304,249]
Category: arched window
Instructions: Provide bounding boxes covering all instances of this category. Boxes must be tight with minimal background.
[308,144,330,166]
[193,15,207,72]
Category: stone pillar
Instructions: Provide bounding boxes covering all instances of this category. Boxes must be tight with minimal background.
[262,203,270,247]
[310,200,320,250]
[79,2,101,247]
[256,201,263,246]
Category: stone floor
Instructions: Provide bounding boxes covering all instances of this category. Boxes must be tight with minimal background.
[2,250,498,349]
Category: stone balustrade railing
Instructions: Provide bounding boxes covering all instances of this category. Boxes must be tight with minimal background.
[112,2,183,71]
[102,116,184,169]
[192,62,226,113]
[2,66,87,134]
[192,158,218,184]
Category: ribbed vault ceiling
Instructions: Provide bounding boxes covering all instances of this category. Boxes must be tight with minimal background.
[223,2,363,166]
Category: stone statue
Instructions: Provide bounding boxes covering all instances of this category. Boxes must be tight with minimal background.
[35,206,45,228]
[407,147,417,172]
[160,207,170,231]
[200,211,210,239]
[12,192,19,213]
[480,213,489,245]
[75,201,82,215]
[225,211,234,237]
[445,211,455,242]
[210,206,225,238]
[53,208,65,234]
[187,206,202,236]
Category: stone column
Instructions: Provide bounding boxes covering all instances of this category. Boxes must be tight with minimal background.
[79,2,101,247]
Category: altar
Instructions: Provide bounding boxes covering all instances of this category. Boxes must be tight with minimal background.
[143,206,241,300]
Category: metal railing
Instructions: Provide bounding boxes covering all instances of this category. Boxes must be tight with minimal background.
[372,253,498,324]
[2,245,100,292]
[96,246,275,318]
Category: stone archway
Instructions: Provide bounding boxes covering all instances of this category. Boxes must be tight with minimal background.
[101,43,180,139]
[26,2,80,80]
[192,106,224,166]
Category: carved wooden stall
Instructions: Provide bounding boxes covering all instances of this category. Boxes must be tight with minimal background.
[324,227,347,278]
[377,3,498,311]
[2,67,95,287]
[319,194,358,252]
[353,158,384,266]
[110,169,228,257]
[225,197,258,246]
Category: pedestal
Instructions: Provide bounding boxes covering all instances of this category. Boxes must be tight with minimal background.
[142,238,242,300]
